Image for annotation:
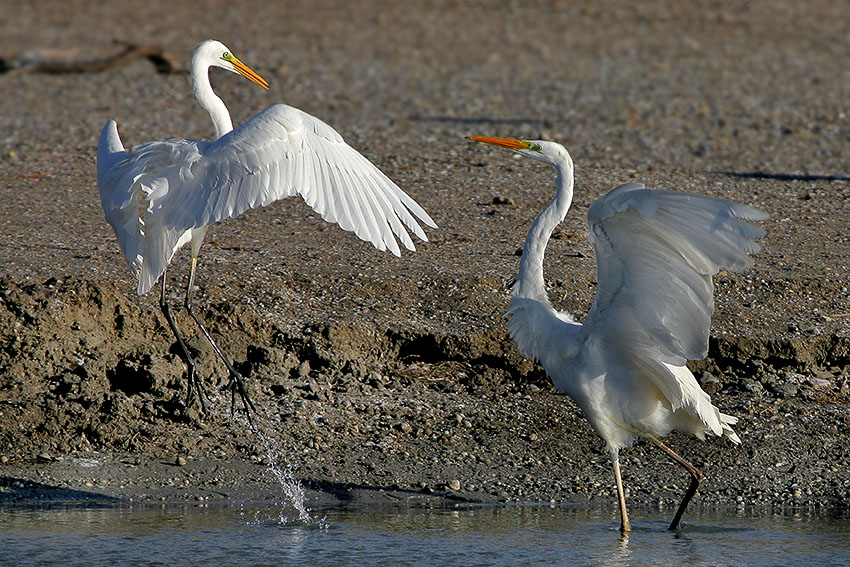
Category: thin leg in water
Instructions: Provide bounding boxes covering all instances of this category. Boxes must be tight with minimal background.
[183,255,256,423]
[159,268,210,413]
[611,449,631,532]
[646,434,702,530]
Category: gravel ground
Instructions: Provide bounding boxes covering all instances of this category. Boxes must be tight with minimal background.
[1,1,849,519]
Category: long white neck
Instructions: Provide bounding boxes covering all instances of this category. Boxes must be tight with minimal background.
[192,56,233,139]
[513,152,575,303]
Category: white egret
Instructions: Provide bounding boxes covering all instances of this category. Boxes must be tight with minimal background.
[468,136,766,531]
[97,40,436,419]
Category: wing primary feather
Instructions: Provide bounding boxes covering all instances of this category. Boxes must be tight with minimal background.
[328,155,375,243]
[387,176,437,230]
[366,174,409,253]
[318,147,355,231]
[335,161,387,250]
[380,174,430,242]
[342,162,402,254]
[349,166,415,241]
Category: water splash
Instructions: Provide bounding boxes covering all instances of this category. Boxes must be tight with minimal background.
[207,391,326,527]
[252,423,315,525]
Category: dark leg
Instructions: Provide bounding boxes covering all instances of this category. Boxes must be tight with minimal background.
[159,269,210,413]
[183,256,256,424]
[646,434,703,530]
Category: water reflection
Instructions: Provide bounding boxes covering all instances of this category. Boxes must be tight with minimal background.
[1,502,848,566]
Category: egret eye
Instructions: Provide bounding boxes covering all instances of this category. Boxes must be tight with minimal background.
[222,52,231,61]
[528,143,543,152]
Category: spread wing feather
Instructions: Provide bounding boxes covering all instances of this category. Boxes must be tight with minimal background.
[97,104,436,295]
[582,183,767,412]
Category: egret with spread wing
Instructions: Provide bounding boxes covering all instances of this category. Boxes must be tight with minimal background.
[468,136,766,531]
[97,40,436,420]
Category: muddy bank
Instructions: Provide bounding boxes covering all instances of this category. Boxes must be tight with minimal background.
[1,277,848,514]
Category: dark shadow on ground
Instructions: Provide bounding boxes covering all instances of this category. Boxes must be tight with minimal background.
[302,478,484,504]
[719,171,847,182]
[0,476,121,504]
[407,115,551,128]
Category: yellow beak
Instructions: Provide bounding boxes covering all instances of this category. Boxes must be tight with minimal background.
[466,136,533,150]
[231,56,270,90]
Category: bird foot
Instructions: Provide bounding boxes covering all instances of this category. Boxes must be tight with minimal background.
[227,368,256,427]
[183,363,211,415]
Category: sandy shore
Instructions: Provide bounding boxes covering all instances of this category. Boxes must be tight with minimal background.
[1,1,849,516]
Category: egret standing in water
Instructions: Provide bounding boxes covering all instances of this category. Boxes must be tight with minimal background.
[97,40,436,419]
[468,135,766,531]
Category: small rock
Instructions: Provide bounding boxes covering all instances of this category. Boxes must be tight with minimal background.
[698,371,719,385]
[492,196,515,205]
[176,456,188,466]
[774,383,798,398]
[298,360,311,378]
[699,371,721,394]
[0,456,8,464]
[741,379,764,394]
[37,453,52,463]
[448,479,461,491]
[399,422,412,434]
[806,377,831,388]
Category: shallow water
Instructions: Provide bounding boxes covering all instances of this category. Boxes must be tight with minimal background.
[1,501,848,566]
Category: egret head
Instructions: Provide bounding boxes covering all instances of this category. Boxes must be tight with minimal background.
[466,136,569,166]
[194,39,269,90]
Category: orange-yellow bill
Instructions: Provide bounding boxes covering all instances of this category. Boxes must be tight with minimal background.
[231,57,270,90]
[466,136,533,150]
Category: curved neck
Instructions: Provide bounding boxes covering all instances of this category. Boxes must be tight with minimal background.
[513,154,575,302]
[192,59,233,139]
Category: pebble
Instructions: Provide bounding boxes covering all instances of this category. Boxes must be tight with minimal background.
[775,383,798,398]
[448,479,461,491]
[298,361,311,378]
[699,371,720,385]
[176,456,187,466]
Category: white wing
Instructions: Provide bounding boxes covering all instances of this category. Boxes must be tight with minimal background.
[97,104,437,295]
[582,182,767,410]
